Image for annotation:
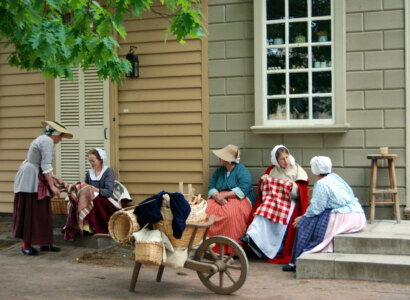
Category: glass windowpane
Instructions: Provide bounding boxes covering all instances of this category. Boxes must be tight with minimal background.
[268,74,286,95]
[267,48,286,70]
[268,99,287,120]
[290,98,308,119]
[267,24,285,45]
[312,20,331,42]
[312,0,331,17]
[289,0,307,18]
[289,47,308,69]
[313,97,332,119]
[289,73,308,94]
[267,0,285,20]
[289,22,308,44]
[312,72,331,93]
[312,46,331,68]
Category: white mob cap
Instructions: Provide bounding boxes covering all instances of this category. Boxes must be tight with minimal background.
[310,156,332,175]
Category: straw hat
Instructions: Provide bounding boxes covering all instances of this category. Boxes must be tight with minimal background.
[41,120,73,139]
[212,144,240,163]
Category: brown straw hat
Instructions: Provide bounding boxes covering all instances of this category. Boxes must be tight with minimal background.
[41,120,73,139]
[212,144,240,163]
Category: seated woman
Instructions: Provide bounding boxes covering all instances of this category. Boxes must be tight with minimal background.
[206,144,255,253]
[240,145,309,263]
[82,148,119,234]
[282,156,367,272]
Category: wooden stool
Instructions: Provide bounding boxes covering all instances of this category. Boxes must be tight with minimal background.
[367,154,400,224]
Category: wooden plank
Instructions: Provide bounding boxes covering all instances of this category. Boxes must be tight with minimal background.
[118,40,201,56]
[0,128,41,138]
[0,106,44,118]
[121,183,204,195]
[138,64,201,78]
[119,124,202,137]
[0,117,43,129]
[0,150,27,160]
[118,100,201,114]
[120,30,177,43]
[0,171,17,181]
[0,95,44,107]
[120,76,201,90]
[119,171,203,184]
[0,160,21,171]
[0,84,44,97]
[0,64,36,75]
[0,181,13,192]
[119,148,202,160]
[137,52,202,67]
[119,136,203,149]
[0,73,43,86]
[119,160,203,172]
[124,17,170,32]
[0,201,13,213]
[119,88,201,102]
[119,112,202,125]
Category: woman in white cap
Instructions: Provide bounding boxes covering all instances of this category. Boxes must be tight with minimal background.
[240,145,309,263]
[82,148,118,234]
[206,144,255,254]
[282,156,366,272]
[13,120,73,255]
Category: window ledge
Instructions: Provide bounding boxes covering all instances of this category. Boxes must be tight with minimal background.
[250,123,350,134]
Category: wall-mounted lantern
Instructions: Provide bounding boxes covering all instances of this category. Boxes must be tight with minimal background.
[126,46,139,78]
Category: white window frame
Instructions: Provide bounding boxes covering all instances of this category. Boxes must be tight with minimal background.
[251,0,349,133]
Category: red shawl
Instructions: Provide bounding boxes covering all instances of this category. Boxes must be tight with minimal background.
[247,164,309,264]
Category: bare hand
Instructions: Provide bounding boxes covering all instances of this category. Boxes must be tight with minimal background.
[293,216,302,229]
[51,185,60,197]
[261,174,269,181]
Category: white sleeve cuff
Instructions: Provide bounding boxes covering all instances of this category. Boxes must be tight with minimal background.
[41,163,53,174]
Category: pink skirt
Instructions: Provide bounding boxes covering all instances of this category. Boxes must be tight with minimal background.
[304,212,367,254]
[206,195,252,254]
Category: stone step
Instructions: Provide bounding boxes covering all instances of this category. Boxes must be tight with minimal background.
[53,228,117,250]
[334,231,410,256]
[296,252,410,284]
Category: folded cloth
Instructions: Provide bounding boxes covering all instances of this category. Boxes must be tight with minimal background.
[254,177,293,225]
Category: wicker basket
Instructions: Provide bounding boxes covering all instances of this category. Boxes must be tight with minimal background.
[108,209,140,243]
[51,197,68,215]
[187,194,207,223]
[134,241,163,265]
[153,212,206,248]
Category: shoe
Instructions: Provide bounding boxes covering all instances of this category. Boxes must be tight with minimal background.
[21,247,38,256]
[40,245,61,252]
[238,234,250,245]
[282,264,296,272]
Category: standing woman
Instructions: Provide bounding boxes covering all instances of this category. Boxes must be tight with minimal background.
[83,148,118,234]
[206,144,255,253]
[13,120,73,255]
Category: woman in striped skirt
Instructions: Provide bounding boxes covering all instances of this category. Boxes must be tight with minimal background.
[206,144,255,254]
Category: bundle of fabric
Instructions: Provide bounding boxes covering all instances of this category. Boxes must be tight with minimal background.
[60,182,98,241]
[255,177,294,225]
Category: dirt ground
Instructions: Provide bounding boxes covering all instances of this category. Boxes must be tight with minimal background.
[75,243,136,267]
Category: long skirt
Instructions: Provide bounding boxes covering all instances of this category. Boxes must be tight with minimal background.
[12,192,54,245]
[247,199,296,259]
[84,196,119,234]
[206,195,252,254]
[304,212,367,254]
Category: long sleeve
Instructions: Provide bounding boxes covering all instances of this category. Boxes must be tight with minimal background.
[231,164,253,200]
[304,180,328,217]
[207,168,221,198]
[98,168,115,198]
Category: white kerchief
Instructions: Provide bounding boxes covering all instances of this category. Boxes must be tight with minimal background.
[89,165,108,181]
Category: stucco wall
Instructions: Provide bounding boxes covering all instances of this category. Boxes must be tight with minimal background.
[208,0,407,218]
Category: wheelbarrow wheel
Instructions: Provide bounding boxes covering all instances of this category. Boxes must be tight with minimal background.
[194,236,248,295]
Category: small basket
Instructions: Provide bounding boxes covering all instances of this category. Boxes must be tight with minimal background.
[134,241,163,265]
[51,197,68,215]
[187,194,207,223]
[108,209,140,243]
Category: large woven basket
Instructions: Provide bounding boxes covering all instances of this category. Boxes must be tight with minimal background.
[134,241,163,265]
[153,211,206,248]
[108,209,140,243]
[51,197,68,215]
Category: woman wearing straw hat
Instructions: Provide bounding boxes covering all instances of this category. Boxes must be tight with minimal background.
[206,144,255,254]
[12,120,73,255]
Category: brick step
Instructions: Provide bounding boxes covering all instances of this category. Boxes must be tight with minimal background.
[296,253,410,284]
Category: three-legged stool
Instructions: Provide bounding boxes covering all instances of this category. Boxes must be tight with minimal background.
[367,154,400,224]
